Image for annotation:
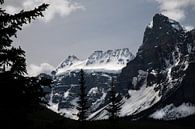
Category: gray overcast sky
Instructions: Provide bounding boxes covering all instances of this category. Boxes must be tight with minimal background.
[5,0,195,68]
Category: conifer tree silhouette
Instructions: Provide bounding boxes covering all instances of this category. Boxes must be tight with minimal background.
[0,0,50,116]
[0,0,48,76]
[77,69,89,122]
[106,77,123,121]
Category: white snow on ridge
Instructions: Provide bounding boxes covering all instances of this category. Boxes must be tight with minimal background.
[55,48,135,75]
[88,84,161,120]
[57,55,80,69]
[150,103,195,120]
[56,60,126,75]
[120,84,161,117]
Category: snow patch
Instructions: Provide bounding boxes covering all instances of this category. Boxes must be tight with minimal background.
[88,105,109,120]
[120,84,161,116]
[150,103,195,120]
[47,90,59,113]
[47,103,59,113]
[148,21,153,28]
[88,87,99,95]
[64,90,70,98]
[59,108,78,120]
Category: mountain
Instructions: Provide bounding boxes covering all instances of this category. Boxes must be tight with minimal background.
[47,48,135,119]
[47,14,195,121]
[55,48,134,75]
[57,55,80,70]
[92,13,195,120]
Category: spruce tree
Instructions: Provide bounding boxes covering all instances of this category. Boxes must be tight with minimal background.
[0,0,48,75]
[106,77,123,121]
[0,1,50,127]
[0,0,49,107]
[76,69,89,122]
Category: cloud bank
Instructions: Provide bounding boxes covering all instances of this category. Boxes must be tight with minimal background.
[153,0,195,21]
[5,0,84,22]
[27,63,55,77]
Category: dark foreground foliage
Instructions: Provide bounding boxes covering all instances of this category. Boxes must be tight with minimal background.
[1,105,194,129]
[76,69,89,122]
[0,1,51,128]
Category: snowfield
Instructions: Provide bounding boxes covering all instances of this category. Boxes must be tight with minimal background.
[55,48,135,75]
[150,103,195,120]
[120,84,161,116]
[56,60,127,75]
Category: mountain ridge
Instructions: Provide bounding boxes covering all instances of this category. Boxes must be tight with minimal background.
[55,48,135,75]
[47,13,195,121]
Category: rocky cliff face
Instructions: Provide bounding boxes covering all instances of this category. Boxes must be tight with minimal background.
[119,14,187,91]
[115,14,195,120]
[47,14,195,120]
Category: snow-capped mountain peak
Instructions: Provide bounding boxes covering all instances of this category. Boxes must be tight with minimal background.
[86,48,134,66]
[57,55,80,69]
[86,50,104,65]
[55,48,134,75]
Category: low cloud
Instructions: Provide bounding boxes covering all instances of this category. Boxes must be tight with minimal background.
[4,0,84,22]
[5,5,20,14]
[27,63,55,77]
[184,25,194,31]
[152,0,195,21]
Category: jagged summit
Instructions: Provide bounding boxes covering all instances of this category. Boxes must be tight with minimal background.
[136,13,186,70]
[147,13,183,32]
[86,48,134,65]
[57,55,80,70]
[120,14,187,92]
[55,48,134,75]
[86,50,104,65]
